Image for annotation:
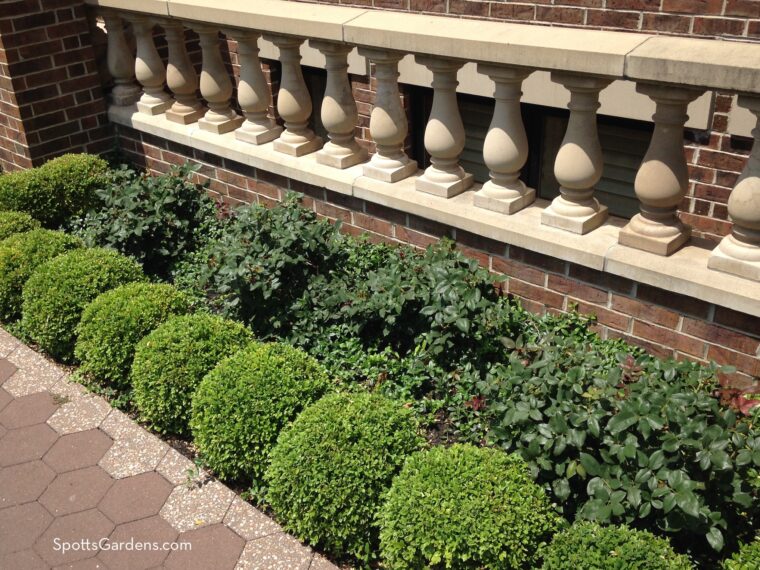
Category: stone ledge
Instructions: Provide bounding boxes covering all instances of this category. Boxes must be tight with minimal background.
[110,106,760,318]
[86,0,760,94]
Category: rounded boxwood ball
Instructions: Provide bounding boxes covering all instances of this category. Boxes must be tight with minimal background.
[542,521,693,570]
[75,282,191,391]
[265,391,423,560]
[191,342,330,485]
[724,537,760,570]
[20,247,144,361]
[379,444,564,570]
[0,229,83,323]
[131,314,253,435]
[0,211,40,241]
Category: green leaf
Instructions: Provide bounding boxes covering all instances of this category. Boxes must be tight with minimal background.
[579,453,602,477]
[706,527,724,552]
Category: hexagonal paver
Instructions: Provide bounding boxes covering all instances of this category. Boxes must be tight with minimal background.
[43,429,113,473]
[235,532,314,570]
[165,524,244,570]
[40,466,114,516]
[47,381,112,435]
[98,411,168,479]
[0,423,58,466]
[0,502,53,555]
[0,359,17,384]
[223,497,282,541]
[157,447,196,485]
[0,548,48,569]
[0,459,56,508]
[35,509,114,567]
[98,516,178,570]
[3,346,64,397]
[0,388,12,411]
[99,471,173,525]
[0,424,6,440]
[160,480,235,532]
[0,392,58,429]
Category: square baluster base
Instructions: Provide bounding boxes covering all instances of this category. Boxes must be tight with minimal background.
[541,204,608,235]
[316,148,368,169]
[416,173,474,199]
[273,136,323,157]
[473,187,536,215]
[136,100,172,116]
[198,115,244,135]
[618,225,690,256]
[363,159,418,183]
[165,107,205,125]
[707,250,760,281]
[235,126,282,145]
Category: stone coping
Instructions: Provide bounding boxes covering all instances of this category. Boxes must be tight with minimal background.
[85,0,760,93]
[110,105,760,318]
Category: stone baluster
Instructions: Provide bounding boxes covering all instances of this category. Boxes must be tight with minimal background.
[266,35,322,156]
[474,64,535,214]
[311,40,367,168]
[164,21,204,124]
[541,74,611,234]
[128,16,172,115]
[233,31,281,145]
[414,56,472,198]
[358,48,417,183]
[709,95,760,281]
[619,84,703,255]
[102,12,141,106]
[194,26,243,134]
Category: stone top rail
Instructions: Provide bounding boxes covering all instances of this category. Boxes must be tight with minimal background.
[85,0,760,94]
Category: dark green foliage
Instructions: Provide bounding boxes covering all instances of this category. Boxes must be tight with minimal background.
[0,229,83,322]
[72,164,220,278]
[197,193,344,336]
[0,154,109,227]
[541,521,693,570]
[0,211,40,241]
[465,319,760,560]
[20,247,145,361]
[74,283,191,392]
[131,314,253,435]
[379,444,564,570]
[723,537,760,569]
[191,342,330,485]
[265,391,423,561]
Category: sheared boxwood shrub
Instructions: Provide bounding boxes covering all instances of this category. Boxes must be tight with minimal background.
[0,211,40,241]
[74,283,191,391]
[379,444,563,570]
[73,164,219,279]
[0,154,108,227]
[20,247,144,361]
[265,391,423,561]
[462,319,760,561]
[541,521,693,570]
[723,537,760,569]
[191,342,330,485]
[0,229,83,323]
[131,314,253,435]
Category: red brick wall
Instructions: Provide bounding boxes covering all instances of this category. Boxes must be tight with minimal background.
[0,0,111,172]
[115,124,760,389]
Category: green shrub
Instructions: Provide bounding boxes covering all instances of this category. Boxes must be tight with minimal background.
[0,154,108,227]
[541,522,692,570]
[199,193,343,336]
[0,211,40,241]
[20,247,144,361]
[74,283,191,391]
[131,314,253,435]
[724,537,760,570]
[191,342,330,485]
[73,164,220,278]
[0,229,83,322]
[265,391,423,560]
[463,324,760,560]
[379,444,563,570]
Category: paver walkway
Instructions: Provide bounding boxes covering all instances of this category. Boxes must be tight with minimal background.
[0,327,340,570]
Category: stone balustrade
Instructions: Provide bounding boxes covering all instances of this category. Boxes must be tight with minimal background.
[93,0,760,288]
